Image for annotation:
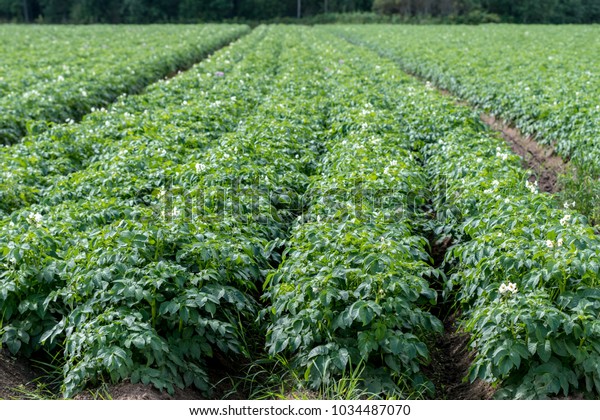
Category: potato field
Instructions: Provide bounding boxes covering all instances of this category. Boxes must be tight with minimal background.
[0,23,599,401]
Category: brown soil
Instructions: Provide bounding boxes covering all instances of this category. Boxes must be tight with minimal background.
[75,356,247,400]
[433,85,469,107]
[75,381,204,400]
[0,348,214,401]
[0,349,39,399]
[398,65,566,194]
[425,235,494,400]
[425,314,495,400]
[480,114,566,193]
[0,345,247,400]
[429,234,452,267]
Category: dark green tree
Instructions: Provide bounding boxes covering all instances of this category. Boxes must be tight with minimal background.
[179,0,233,21]
[39,0,73,21]
[0,0,597,23]
[0,0,25,21]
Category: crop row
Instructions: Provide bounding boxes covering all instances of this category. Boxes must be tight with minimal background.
[2,25,599,400]
[364,48,600,398]
[327,24,600,217]
[427,118,600,399]
[0,26,325,397]
[327,25,600,165]
[266,28,445,397]
[1,24,443,400]
[0,26,269,218]
[315,26,600,399]
[3,24,450,399]
[0,24,249,144]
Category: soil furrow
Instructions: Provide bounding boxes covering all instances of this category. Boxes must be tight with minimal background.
[424,235,494,400]
[480,114,565,193]
[0,349,38,399]
[334,34,567,195]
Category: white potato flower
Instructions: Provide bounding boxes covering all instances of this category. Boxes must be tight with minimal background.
[526,180,538,194]
[499,282,518,295]
[560,214,571,226]
[27,212,43,227]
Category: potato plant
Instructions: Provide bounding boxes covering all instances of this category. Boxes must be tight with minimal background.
[0,24,249,144]
[0,26,268,217]
[265,29,442,397]
[1,26,324,397]
[318,26,600,398]
[326,25,600,170]
[426,122,600,398]
[327,25,600,221]
[1,24,599,401]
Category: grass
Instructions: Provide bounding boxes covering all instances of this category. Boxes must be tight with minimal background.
[557,164,600,228]
[212,353,431,400]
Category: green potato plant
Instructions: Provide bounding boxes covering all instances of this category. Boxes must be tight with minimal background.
[0,24,249,144]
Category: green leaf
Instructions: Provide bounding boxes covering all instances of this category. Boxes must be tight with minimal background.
[498,356,513,376]
[528,340,537,355]
[537,341,552,362]
[333,348,349,370]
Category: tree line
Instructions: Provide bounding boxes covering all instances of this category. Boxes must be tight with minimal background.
[1,0,599,23]
[376,0,600,22]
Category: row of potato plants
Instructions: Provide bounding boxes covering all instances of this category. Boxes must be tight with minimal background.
[325,25,600,398]
[265,28,443,397]
[327,25,600,221]
[427,121,600,399]
[3,24,597,400]
[0,26,327,397]
[0,26,266,218]
[326,25,600,169]
[0,24,273,394]
[404,83,600,398]
[0,24,249,144]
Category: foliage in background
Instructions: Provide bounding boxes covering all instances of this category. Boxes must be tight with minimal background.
[0,0,598,23]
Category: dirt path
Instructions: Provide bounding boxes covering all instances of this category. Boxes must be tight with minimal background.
[1,347,245,400]
[480,114,565,193]
[424,236,495,400]
[431,85,565,193]
[75,381,204,400]
[426,314,495,400]
[0,349,38,399]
